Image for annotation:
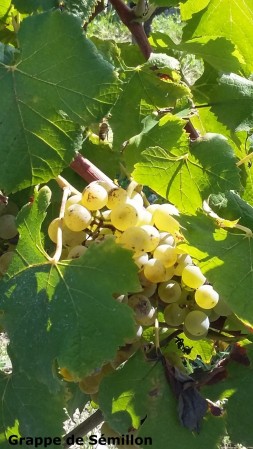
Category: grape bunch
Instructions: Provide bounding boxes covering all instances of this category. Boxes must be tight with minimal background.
[48,180,232,346]
[0,200,19,278]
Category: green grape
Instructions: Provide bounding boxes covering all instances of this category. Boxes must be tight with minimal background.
[174,253,192,276]
[0,251,14,274]
[48,218,61,244]
[195,285,219,309]
[137,209,153,226]
[140,225,160,252]
[119,226,154,254]
[81,181,108,210]
[0,214,18,239]
[62,227,86,247]
[110,201,142,231]
[128,294,156,326]
[158,280,181,303]
[163,266,176,281]
[153,244,177,268]
[214,298,232,316]
[124,324,143,343]
[130,191,144,206]
[64,204,92,232]
[142,281,157,298]
[153,204,180,234]
[143,258,166,283]
[65,193,82,209]
[133,252,149,270]
[0,200,19,217]
[107,187,128,209]
[208,309,220,322]
[67,245,87,259]
[159,232,175,246]
[182,265,206,289]
[184,310,210,337]
[164,303,187,326]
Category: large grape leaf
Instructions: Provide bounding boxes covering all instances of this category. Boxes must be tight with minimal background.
[110,64,190,149]
[12,0,56,13]
[63,0,100,23]
[0,10,119,193]
[0,366,65,449]
[133,130,241,213]
[182,0,253,73]
[209,191,253,231]
[0,187,141,389]
[99,351,225,449]
[178,213,253,326]
[180,0,210,20]
[203,342,253,447]
[124,114,189,172]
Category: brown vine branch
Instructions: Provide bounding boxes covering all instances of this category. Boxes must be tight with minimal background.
[109,0,152,60]
[70,153,116,189]
[63,409,104,449]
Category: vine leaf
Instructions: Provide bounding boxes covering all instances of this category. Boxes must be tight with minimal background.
[110,65,190,149]
[99,350,225,449]
[203,342,253,447]
[0,10,119,193]
[12,0,56,13]
[0,366,65,445]
[182,0,253,73]
[209,191,253,231]
[178,213,253,326]
[62,0,101,23]
[0,187,140,389]
[133,128,241,213]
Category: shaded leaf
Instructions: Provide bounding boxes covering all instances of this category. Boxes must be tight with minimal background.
[99,351,225,449]
[12,0,56,13]
[0,187,140,389]
[0,10,119,192]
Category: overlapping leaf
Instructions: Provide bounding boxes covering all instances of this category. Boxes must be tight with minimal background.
[178,213,253,326]
[209,191,253,231]
[132,125,241,213]
[0,187,140,388]
[203,342,253,447]
[12,0,56,13]
[182,0,253,73]
[0,10,119,192]
[0,368,65,448]
[99,351,225,449]
[110,65,190,149]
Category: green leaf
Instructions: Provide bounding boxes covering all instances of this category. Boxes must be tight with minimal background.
[179,36,244,73]
[124,114,188,173]
[0,187,140,388]
[99,351,225,449]
[0,367,65,447]
[0,0,11,23]
[203,342,253,447]
[209,74,253,132]
[182,0,253,73]
[63,0,100,23]
[12,0,56,13]
[209,191,253,231]
[178,213,253,326]
[133,131,241,213]
[81,134,120,180]
[110,65,190,149]
[180,0,210,20]
[0,10,119,193]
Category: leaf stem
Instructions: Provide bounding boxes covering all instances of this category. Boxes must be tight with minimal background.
[50,187,70,264]
[56,175,81,195]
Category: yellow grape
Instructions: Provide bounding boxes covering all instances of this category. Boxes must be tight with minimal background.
[182,265,206,289]
[158,280,181,303]
[153,204,180,234]
[184,310,209,337]
[195,285,219,309]
[143,258,166,283]
[64,204,92,232]
[164,303,187,326]
[107,187,128,209]
[81,181,108,210]
[65,193,82,209]
[110,201,142,231]
[174,253,192,276]
[140,225,160,252]
[153,244,177,268]
[67,245,87,259]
